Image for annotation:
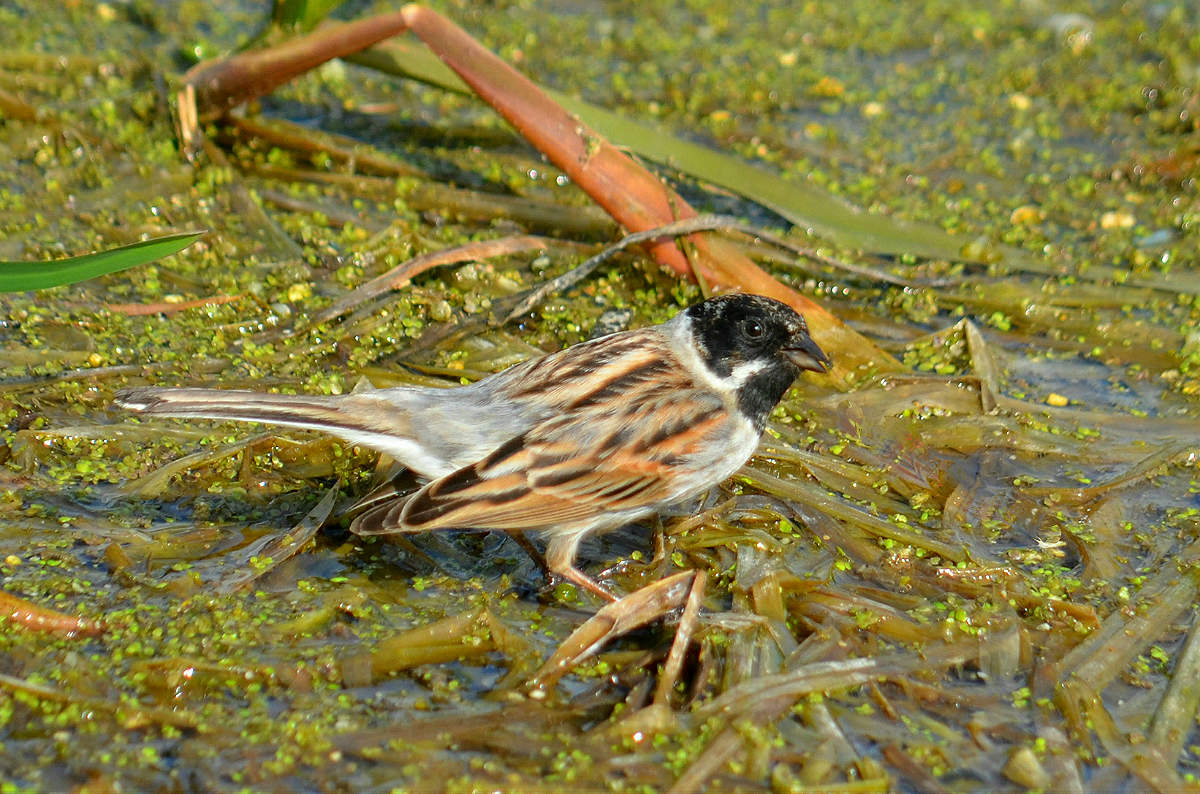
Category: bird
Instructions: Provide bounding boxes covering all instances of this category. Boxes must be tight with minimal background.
[114,293,831,600]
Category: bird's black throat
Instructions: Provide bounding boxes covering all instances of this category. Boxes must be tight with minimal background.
[735,363,800,430]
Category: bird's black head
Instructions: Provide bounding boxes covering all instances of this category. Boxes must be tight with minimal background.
[684,294,831,428]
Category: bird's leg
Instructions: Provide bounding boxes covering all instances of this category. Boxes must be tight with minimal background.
[546,534,618,602]
[560,567,620,603]
[651,516,668,568]
[509,532,550,575]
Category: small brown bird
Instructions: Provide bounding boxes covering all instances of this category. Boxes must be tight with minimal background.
[115,294,830,599]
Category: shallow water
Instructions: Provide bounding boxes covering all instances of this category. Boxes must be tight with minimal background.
[0,0,1198,791]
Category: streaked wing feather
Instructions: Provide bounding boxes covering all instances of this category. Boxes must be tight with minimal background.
[392,387,734,533]
[488,327,668,409]
[349,499,406,536]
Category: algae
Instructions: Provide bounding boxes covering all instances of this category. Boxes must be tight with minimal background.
[1,0,1199,790]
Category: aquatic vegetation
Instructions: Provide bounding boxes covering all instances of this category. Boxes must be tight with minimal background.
[0,0,1198,790]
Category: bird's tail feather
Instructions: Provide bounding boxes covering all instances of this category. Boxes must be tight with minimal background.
[113,386,426,463]
[115,387,353,429]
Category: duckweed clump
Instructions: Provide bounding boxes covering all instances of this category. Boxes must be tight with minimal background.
[1,0,1199,790]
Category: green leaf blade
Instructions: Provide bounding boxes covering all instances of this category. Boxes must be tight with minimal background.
[0,231,205,293]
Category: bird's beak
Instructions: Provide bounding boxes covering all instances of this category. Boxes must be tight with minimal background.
[784,334,832,373]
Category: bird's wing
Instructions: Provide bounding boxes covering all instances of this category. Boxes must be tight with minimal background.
[480,327,675,412]
[351,385,737,536]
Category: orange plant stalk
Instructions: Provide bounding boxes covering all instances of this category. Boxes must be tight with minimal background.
[184,5,901,380]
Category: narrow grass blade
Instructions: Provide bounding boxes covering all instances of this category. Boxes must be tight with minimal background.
[0,231,204,292]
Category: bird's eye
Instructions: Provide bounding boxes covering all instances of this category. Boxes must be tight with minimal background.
[742,320,764,339]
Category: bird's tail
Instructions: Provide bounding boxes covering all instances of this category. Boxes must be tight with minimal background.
[115,387,357,428]
[114,387,420,462]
